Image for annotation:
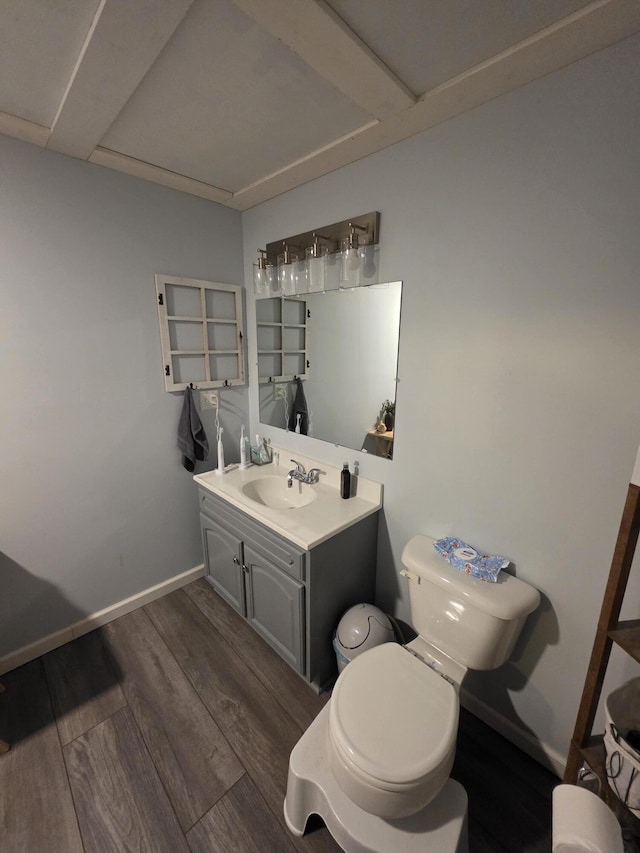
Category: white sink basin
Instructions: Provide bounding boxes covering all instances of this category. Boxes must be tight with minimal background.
[241,476,317,510]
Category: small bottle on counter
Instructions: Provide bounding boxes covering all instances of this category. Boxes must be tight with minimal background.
[340,462,351,499]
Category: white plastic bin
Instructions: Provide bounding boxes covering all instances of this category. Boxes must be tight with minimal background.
[332,603,395,673]
[604,676,640,817]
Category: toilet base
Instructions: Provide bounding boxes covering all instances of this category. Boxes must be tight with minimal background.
[284,704,468,853]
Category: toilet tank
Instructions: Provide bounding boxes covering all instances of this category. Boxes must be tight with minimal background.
[401,536,540,671]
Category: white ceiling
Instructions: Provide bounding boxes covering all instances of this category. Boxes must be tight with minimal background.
[1,0,638,210]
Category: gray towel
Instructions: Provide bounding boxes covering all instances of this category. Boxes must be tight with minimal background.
[288,377,309,434]
[177,386,209,471]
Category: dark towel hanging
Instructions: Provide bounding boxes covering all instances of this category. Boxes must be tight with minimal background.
[177,385,209,471]
[288,377,309,435]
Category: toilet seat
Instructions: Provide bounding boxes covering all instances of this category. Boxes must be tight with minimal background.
[329,642,459,819]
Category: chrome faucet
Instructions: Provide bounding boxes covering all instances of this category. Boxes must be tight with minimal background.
[287,459,322,488]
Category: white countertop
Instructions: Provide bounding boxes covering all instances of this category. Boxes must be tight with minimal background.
[194,453,382,550]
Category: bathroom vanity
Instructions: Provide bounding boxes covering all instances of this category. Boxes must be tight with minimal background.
[194,454,382,692]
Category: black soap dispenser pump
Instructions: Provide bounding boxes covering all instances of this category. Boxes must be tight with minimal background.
[340,462,351,499]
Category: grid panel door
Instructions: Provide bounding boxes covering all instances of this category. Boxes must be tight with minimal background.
[156,274,245,392]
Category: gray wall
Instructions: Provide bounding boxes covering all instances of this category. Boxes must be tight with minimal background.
[0,136,246,657]
[243,35,640,767]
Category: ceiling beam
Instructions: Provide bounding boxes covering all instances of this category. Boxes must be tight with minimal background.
[231,0,415,120]
[47,0,195,160]
[89,147,233,204]
[0,111,49,148]
[229,0,640,210]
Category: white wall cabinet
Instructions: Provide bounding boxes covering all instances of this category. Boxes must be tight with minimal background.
[155,274,245,392]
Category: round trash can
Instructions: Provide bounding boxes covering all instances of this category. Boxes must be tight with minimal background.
[332,603,395,673]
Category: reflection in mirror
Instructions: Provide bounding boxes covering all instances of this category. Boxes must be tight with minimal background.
[258,282,402,459]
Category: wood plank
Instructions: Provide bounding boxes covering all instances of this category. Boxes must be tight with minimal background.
[103,607,244,831]
[145,589,340,852]
[466,815,509,853]
[186,773,296,853]
[609,618,640,662]
[0,682,8,751]
[145,589,300,796]
[184,579,328,730]
[0,660,83,852]
[64,706,189,853]
[0,110,50,147]
[89,147,233,204]
[458,707,558,800]
[232,0,414,119]
[453,724,553,853]
[43,628,126,745]
[47,0,194,159]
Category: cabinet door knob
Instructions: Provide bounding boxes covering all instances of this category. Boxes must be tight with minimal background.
[233,556,240,565]
[242,564,249,573]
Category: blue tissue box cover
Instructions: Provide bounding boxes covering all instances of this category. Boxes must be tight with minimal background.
[433,537,509,583]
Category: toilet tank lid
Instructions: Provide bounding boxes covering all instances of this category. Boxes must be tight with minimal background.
[402,535,540,621]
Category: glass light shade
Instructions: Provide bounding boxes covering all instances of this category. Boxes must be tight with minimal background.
[253,262,275,297]
[323,251,341,291]
[359,244,379,286]
[267,264,280,296]
[278,253,296,296]
[307,256,325,292]
[340,237,364,288]
[294,257,309,294]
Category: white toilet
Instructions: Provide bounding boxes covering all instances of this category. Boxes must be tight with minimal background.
[284,535,540,852]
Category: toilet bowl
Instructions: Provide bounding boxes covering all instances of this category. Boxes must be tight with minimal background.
[327,535,541,822]
[329,642,459,819]
[284,535,540,850]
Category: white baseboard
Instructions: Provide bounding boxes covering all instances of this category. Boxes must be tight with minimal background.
[0,564,204,676]
[460,687,566,779]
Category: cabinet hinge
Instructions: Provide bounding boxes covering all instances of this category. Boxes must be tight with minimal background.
[165,365,171,376]
[158,293,164,306]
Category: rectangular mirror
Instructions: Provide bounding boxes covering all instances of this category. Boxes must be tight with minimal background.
[258,281,402,459]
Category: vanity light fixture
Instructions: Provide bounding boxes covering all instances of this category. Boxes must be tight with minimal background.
[253,212,380,298]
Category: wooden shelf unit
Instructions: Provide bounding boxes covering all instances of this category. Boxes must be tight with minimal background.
[564,470,640,829]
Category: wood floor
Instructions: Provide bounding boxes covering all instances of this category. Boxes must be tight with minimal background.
[0,579,559,852]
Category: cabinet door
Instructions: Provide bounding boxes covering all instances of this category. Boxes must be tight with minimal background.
[200,513,245,615]
[155,275,245,392]
[244,544,305,674]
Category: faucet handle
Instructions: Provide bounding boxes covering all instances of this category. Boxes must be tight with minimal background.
[307,468,323,483]
[290,458,305,474]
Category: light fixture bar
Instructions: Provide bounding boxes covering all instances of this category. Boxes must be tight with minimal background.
[264,212,379,266]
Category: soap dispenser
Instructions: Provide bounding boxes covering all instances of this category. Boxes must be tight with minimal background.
[340,462,351,499]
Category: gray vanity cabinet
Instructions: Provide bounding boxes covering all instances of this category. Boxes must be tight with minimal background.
[198,487,378,691]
